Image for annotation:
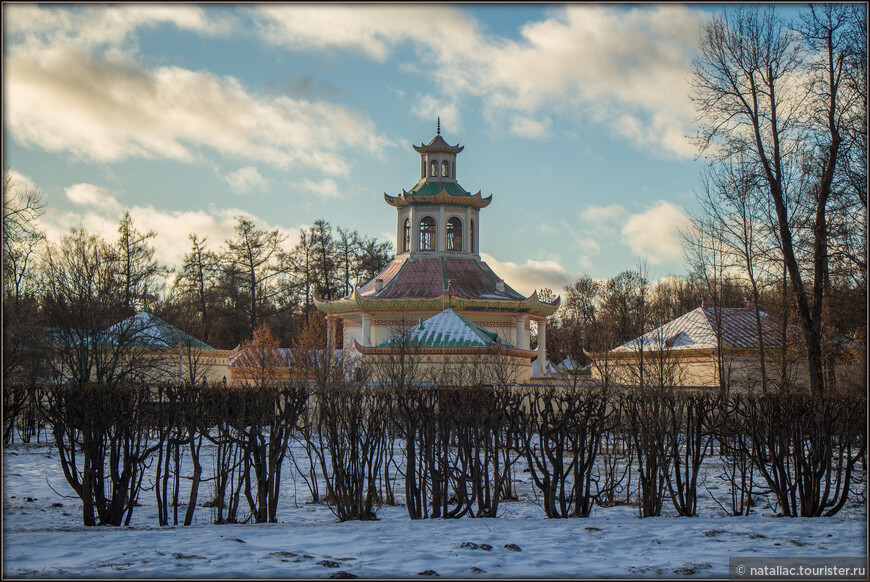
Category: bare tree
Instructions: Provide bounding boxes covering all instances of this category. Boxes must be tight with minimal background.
[221,216,288,340]
[114,211,163,312]
[174,234,221,345]
[3,169,45,301]
[691,4,866,395]
[41,228,162,386]
[3,171,47,388]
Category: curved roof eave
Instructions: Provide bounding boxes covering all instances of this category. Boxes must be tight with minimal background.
[384,190,492,209]
[315,291,560,316]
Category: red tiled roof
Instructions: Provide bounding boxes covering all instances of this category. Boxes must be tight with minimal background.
[357,256,525,301]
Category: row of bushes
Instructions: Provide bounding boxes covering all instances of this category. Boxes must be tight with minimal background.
[3,382,866,526]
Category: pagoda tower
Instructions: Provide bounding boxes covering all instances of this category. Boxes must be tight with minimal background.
[314,121,560,379]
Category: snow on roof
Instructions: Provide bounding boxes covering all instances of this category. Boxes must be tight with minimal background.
[379,308,517,349]
[103,312,214,350]
[612,307,787,353]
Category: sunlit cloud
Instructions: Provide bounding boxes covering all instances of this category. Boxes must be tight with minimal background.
[621,201,691,265]
[412,95,462,134]
[39,182,300,271]
[301,178,341,200]
[508,115,552,140]
[480,253,573,297]
[4,5,390,175]
[64,183,120,210]
[253,4,702,157]
[4,169,38,193]
[581,204,626,227]
[4,3,228,52]
[222,167,269,194]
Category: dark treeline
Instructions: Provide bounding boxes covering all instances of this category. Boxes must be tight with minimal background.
[5,379,865,526]
[162,217,392,349]
[3,172,393,376]
[546,261,865,396]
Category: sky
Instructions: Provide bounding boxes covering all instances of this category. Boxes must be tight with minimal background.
[3,2,759,295]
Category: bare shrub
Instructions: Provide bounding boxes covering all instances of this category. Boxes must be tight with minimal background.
[309,381,388,521]
[39,383,157,526]
[621,387,674,518]
[709,394,759,516]
[743,393,866,516]
[511,385,618,518]
[666,392,717,516]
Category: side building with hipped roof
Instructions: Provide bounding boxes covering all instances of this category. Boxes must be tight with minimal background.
[589,301,864,393]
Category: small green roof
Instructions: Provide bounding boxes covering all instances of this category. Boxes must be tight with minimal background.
[407,181,470,197]
[103,312,214,349]
[379,308,517,349]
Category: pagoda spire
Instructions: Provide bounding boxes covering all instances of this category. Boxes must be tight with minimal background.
[437,117,441,135]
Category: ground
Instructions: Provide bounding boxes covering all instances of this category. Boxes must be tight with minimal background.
[2,437,866,578]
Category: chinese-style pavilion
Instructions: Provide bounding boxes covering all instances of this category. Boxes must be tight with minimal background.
[314,121,560,379]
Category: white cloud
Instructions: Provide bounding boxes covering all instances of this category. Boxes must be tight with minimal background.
[565,204,627,270]
[480,253,574,297]
[222,167,269,194]
[301,178,341,200]
[508,115,552,140]
[64,183,120,210]
[252,5,477,62]
[4,5,390,175]
[4,4,229,52]
[581,204,625,226]
[4,169,37,193]
[381,230,397,252]
[40,190,300,272]
[254,4,702,156]
[5,47,387,174]
[412,95,462,134]
[621,201,691,265]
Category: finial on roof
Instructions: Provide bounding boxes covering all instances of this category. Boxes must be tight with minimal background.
[437,117,441,135]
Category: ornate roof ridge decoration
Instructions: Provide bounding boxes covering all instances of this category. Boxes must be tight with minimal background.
[313,288,560,316]
[384,189,492,208]
[413,134,464,154]
[353,338,537,359]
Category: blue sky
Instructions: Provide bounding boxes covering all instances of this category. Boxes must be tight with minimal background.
[3,3,753,295]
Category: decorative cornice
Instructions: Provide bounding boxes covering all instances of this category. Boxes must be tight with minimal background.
[314,289,560,317]
[384,189,492,208]
[353,338,535,359]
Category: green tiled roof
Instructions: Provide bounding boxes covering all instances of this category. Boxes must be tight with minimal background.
[103,312,214,349]
[407,181,470,197]
[379,308,517,349]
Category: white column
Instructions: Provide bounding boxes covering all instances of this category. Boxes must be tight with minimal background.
[326,315,335,351]
[473,210,479,255]
[438,206,445,252]
[397,211,403,254]
[536,318,547,378]
[409,206,417,252]
[464,206,471,253]
[361,313,372,347]
[516,315,529,350]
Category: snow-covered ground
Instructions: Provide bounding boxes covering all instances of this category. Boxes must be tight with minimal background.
[3,434,866,579]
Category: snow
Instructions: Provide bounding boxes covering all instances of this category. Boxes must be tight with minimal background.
[3,436,866,578]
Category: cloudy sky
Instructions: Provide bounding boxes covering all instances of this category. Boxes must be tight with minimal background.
[3,3,736,294]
